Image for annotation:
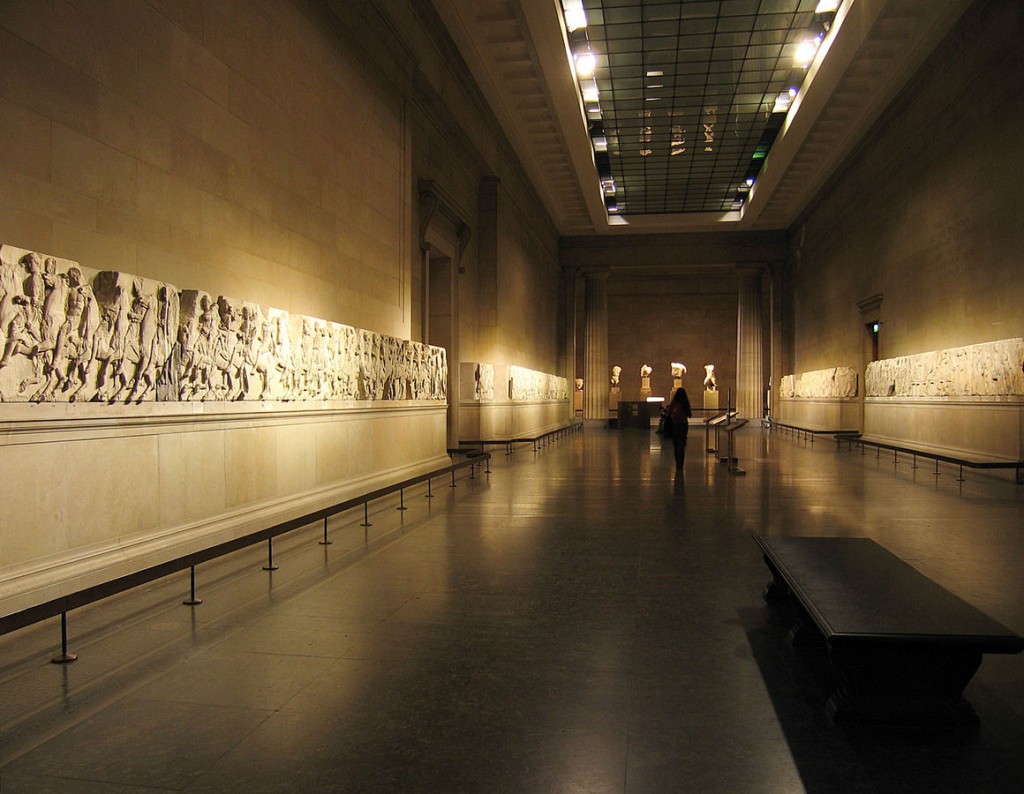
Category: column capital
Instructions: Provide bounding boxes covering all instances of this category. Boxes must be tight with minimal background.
[579,265,611,280]
[735,261,767,278]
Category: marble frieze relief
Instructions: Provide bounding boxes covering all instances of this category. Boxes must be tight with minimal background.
[0,245,447,404]
[508,365,568,401]
[865,338,1024,398]
[779,367,859,399]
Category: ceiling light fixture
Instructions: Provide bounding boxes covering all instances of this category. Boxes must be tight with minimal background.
[564,1,588,32]
[575,50,596,78]
[771,91,792,114]
[795,37,820,68]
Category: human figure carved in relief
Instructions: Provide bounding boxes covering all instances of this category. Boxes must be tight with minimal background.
[249,317,275,400]
[273,314,295,400]
[358,330,381,400]
[153,285,181,401]
[289,318,310,399]
[210,298,244,401]
[101,281,135,403]
[386,337,406,400]
[184,294,219,400]
[431,347,447,400]
[238,304,263,400]
[31,258,70,366]
[0,250,21,352]
[33,267,86,401]
[65,272,101,402]
[0,255,46,395]
[0,299,34,398]
[122,279,161,403]
[21,258,68,399]
[310,321,330,399]
[335,325,356,399]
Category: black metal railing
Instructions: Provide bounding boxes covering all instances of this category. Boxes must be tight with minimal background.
[0,453,491,662]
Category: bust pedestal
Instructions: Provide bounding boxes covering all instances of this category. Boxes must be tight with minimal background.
[640,376,651,397]
[704,390,719,410]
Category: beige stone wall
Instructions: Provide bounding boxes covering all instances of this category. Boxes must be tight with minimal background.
[787,1,1024,379]
[606,272,738,405]
[0,0,411,337]
[493,188,561,370]
[0,0,564,617]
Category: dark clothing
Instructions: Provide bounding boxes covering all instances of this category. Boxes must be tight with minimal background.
[667,397,692,470]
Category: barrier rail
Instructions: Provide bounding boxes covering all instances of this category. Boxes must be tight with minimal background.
[0,454,491,662]
[845,436,1024,485]
[459,420,583,455]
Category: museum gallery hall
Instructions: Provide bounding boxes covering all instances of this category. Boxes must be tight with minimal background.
[0,0,1022,791]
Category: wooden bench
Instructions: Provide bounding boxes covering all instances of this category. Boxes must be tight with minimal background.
[754,535,1024,726]
[849,435,1024,484]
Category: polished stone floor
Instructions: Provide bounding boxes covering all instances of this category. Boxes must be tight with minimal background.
[1,424,1023,792]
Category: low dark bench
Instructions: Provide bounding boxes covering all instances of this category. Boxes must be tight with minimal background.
[460,421,583,455]
[848,435,1024,484]
[765,417,860,444]
[754,535,1024,726]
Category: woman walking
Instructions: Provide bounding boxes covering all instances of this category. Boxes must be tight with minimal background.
[666,387,692,473]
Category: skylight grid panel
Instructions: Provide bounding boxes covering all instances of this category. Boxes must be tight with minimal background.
[605,22,643,38]
[757,0,802,14]
[643,3,684,22]
[608,52,645,67]
[643,36,679,52]
[602,7,638,23]
[644,20,681,37]
[714,30,754,47]
[720,0,760,15]
[749,29,791,47]
[606,37,644,54]
[677,33,717,50]
[716,14,757,32]
[753,13,798,32]
[709,44,750,61]
[680,2,724,20]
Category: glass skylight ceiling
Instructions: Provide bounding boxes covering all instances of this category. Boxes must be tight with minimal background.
[569,0,832,215]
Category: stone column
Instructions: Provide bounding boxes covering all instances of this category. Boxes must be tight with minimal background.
[736,265,765,420]
[583,269,609,420]
[560,267,578,420]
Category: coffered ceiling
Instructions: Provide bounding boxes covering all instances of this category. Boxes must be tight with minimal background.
[432,0,971,236]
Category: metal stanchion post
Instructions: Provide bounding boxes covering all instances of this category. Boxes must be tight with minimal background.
[319,516,333,545]
[263,538,279,571]
[51,612,77,664]
[183,565,203,605]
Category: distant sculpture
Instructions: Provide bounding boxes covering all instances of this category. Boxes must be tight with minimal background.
[640,364,652,378]
[574,378,583,392]
[671,362,686,378]
[610,365,621,386]
[703,364,717,392]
